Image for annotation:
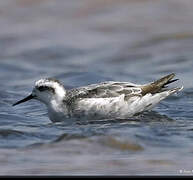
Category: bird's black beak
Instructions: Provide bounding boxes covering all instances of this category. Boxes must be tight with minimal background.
[12,94,34,106]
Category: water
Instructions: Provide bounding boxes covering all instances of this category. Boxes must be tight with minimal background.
[0,0,193,175]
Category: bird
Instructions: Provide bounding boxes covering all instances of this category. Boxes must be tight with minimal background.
[13,73,183,122]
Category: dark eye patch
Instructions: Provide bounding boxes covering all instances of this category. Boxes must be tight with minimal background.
[38,86,48,91]
[38,86,55,93]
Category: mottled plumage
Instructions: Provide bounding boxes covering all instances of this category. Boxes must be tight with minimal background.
[13,73,183,122]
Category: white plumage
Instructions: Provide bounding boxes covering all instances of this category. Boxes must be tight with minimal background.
[13,73,183,122]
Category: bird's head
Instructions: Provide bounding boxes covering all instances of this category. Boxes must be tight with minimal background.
[13,78,66,106]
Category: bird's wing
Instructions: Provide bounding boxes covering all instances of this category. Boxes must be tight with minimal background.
[65,73,179,102]
[66,81,142,101]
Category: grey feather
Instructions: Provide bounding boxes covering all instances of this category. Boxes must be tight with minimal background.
[64,81,141,105]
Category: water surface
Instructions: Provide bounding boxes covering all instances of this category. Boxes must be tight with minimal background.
[0,0,193,175]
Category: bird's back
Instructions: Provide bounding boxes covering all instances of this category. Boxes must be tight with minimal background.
[63,73,182,120]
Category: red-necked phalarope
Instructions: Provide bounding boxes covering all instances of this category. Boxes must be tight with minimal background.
[13,73,183,122]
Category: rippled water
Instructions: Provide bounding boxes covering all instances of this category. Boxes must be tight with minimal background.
[0,0,193,175]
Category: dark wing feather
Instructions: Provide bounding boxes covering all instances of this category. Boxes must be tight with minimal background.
[65,73,179,104]
[140,73,178,95]
[65,81,142,103]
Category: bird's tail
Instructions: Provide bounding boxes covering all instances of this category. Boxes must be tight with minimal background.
[141,73,183,95]
[140,86,183,111]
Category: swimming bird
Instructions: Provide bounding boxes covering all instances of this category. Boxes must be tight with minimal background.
[13,73,183,122]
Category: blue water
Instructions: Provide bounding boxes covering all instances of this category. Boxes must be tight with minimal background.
[0,0,193,175]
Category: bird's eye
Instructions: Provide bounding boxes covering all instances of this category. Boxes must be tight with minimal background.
[38,86,48,91]
[37,86,55,93]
